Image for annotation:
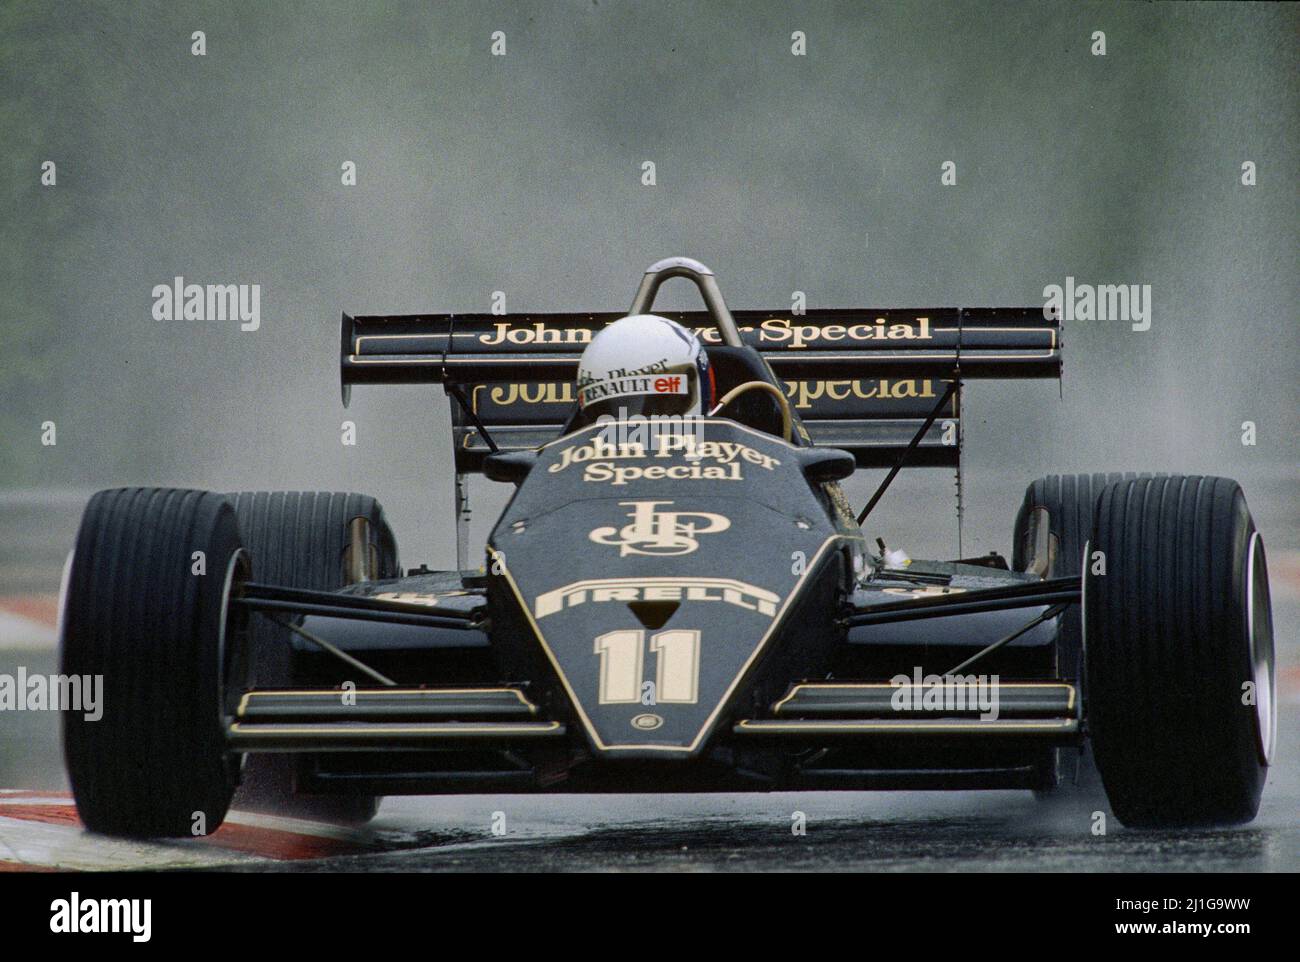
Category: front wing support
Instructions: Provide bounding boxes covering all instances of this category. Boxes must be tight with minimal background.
[844,576,1080,628]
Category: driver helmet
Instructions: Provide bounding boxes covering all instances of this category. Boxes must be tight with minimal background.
[576,314,713,420]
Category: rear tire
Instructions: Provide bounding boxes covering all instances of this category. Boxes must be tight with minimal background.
[61,488,245,837]
[228,491,400,825]
[1086,475,1274,827]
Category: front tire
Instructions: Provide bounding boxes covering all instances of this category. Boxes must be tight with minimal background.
[1014,474,1145,796]
[1086,475,1274,827]
[228,491,399,824]
[61,488,245,837]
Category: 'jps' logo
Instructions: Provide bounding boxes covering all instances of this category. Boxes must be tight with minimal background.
[589,501,731,556]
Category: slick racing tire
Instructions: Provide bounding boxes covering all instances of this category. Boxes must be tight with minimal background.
[228,491,399,825]
[1085,475,1275,828]
[1014,473,1148,796]
[61,488,246,837]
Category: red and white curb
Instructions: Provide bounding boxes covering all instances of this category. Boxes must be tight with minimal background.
[1275,549,1300,601]
[0,596,58,651]
[0,792,375,871]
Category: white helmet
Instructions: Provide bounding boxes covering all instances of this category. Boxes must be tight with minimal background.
[576,314,713,421]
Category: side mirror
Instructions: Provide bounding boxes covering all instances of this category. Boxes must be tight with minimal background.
[483,450,538,485]
[797,447,856,484]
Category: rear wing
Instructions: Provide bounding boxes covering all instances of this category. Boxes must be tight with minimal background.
[340,307,1060,471]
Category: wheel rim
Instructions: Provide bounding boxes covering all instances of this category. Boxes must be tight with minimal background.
[55,548,75,653]
[218,548,251,731]
[1245,531,1276,765]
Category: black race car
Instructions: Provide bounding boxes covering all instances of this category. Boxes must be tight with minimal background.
[60,257,1276,834]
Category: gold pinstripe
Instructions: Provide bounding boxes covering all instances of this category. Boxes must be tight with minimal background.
[350,327,1057,363]
[771,682,1077,716]
[735,718,1078,734]
[236,687,537,717]
[228,720,562,737]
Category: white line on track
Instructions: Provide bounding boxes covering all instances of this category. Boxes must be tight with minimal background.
[0,814,267,871]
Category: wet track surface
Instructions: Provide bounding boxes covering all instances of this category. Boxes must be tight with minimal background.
[1,487,1298,872]
[238,784,1300,872]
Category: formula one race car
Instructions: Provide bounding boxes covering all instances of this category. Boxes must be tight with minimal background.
[60,257,1276,835]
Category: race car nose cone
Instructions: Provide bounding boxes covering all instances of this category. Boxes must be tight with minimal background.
[488,420,844,757]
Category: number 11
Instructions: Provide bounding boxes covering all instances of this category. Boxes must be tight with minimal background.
[594,629,701,704]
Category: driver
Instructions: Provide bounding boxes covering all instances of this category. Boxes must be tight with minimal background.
[575,314,714,423]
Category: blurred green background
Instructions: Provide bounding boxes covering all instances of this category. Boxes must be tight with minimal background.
[2,0,1296,566]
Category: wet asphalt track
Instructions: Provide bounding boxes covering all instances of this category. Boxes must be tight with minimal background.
[239,769,1300,872]
[1,488,1297,872]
